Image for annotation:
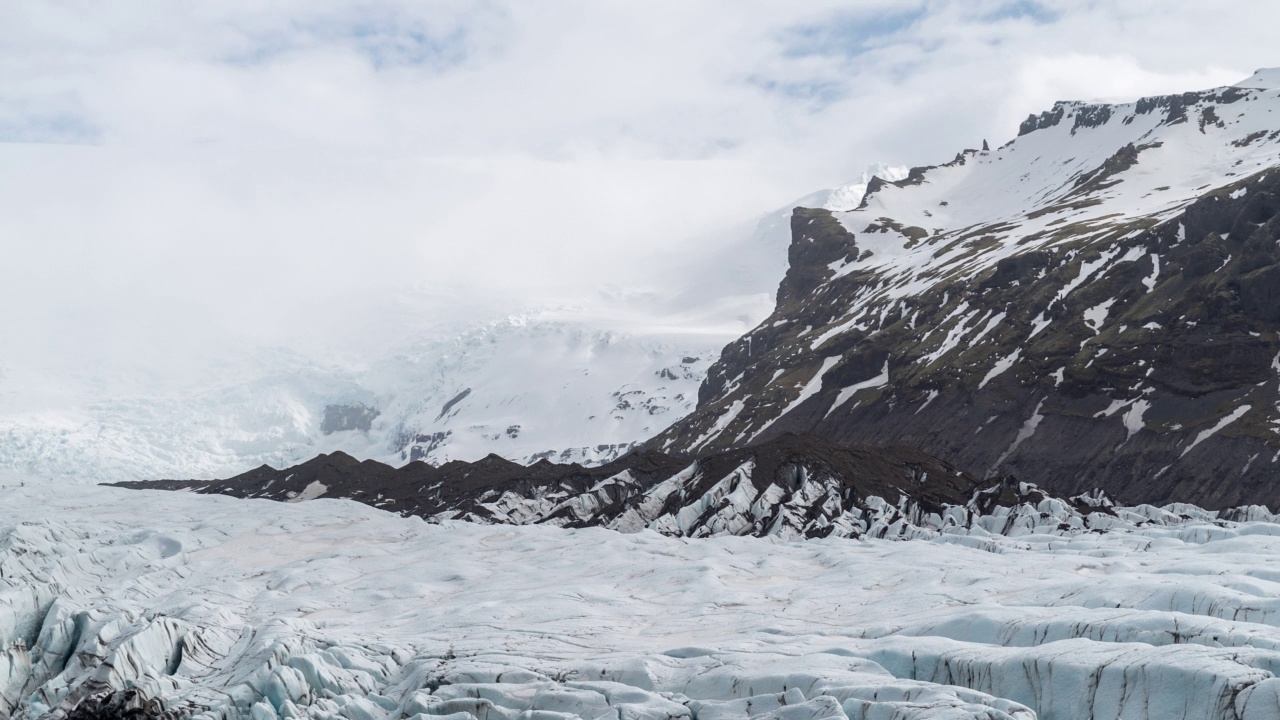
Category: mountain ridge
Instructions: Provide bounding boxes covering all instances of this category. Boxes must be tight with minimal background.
[115,431,1280,544]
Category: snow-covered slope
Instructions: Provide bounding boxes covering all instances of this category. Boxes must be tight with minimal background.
[821,164,910,213]
[657,69,1280,509]
[330,313,724,468]
[0,310,735,482]
[11,473,1280,720]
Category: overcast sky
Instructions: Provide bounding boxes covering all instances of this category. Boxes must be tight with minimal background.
[1,1,1273,375]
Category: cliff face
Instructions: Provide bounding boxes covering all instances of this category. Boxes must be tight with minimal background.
[653,77,1280,508]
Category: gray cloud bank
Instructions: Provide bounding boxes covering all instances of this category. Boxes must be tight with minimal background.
[0,1,1269,382]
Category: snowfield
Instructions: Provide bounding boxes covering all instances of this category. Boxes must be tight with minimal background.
[0,311,740,485]
[8,477,1280,719]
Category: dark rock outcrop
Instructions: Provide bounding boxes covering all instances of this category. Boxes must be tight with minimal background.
[320,403,379,434]
[115,434,1020,539]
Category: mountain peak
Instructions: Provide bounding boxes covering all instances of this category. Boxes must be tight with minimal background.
[1235,67,1280,89]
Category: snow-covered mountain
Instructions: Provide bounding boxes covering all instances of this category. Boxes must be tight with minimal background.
[656,69,1280,509]
[317,313,721,468]
[0,309,737,483]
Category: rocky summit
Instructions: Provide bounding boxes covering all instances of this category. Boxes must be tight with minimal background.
[652,70,1280,509]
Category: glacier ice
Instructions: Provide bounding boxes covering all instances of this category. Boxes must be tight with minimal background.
[0,316,725,484]
[8,476,1280,719]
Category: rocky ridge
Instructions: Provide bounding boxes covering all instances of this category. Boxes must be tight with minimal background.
[652,69,1280,508]
[116,433,1280,543]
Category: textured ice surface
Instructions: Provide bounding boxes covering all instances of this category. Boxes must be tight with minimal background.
[7,476,1280,719]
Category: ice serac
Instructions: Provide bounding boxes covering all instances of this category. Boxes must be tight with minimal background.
[655,69,1280,509]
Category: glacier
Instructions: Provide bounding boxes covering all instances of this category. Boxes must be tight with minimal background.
[0,309,739,485]
[9,473,1280,719]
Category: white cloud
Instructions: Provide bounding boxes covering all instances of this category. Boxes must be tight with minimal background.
[0,0,1276,379]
